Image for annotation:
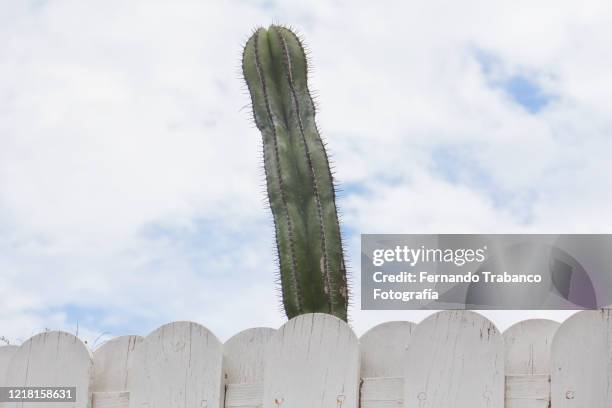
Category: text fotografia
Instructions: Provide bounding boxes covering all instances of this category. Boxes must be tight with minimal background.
[373,271,543,302]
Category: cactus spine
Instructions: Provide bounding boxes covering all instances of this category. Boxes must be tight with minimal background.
[242,25,348,321]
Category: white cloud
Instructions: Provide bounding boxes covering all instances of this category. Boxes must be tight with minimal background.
[0,0,610,343]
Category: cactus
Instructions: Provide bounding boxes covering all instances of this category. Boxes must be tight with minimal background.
[242,25,348,321]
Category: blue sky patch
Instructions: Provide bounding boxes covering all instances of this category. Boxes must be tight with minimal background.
[474,50,556,113]
[503,75,553,113]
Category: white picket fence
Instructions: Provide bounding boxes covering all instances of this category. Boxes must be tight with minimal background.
[0,310,610,408]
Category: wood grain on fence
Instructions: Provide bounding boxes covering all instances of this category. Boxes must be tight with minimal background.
[3,331,93,408]
[359,321,415,408]
[91,335,142,408]
[262,313,360,408]
[224,327,275,408]
[93,335,142,392]
[504,319,559,408]
[127,321,223,408]
[552,309,612,407]
[360,321,415,378]
[404,311,505,408]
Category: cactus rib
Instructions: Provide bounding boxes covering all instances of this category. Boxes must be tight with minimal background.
[250,30,304,315]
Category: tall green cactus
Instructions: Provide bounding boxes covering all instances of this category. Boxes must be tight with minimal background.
[242,25,348,321]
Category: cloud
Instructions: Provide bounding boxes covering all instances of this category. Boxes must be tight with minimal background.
[1,0,611,343]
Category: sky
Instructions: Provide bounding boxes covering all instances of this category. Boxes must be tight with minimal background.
[1,0,612,346]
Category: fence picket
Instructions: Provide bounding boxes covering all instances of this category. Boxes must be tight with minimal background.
[360,321,415,378]
[504,319,559,408]
[404,311,504,408]
[224,327,275,384]
[551,309,612,407]
[262,313,359,408]
[92,335,142,408]
[3,331,93,408]
[93,335,143,392]
[224,327,275,408]
[359,321,415,408]
[0,346,18,387]
[127,321,223,408]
